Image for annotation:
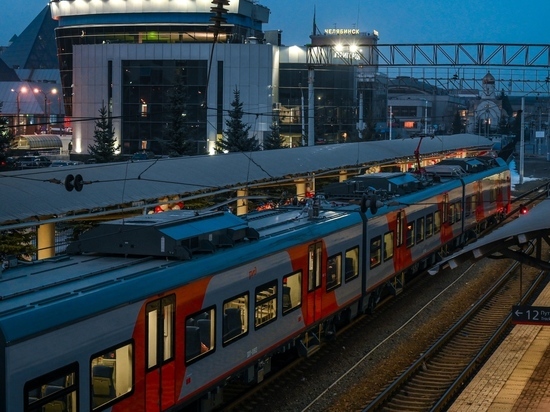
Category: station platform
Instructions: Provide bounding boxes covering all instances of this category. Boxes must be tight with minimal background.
[449,281,550,411]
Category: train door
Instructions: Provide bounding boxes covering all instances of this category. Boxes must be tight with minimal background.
[145,295,176,411]
[305,242,323,323]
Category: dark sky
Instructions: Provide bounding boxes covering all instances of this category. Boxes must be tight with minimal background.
[4,0,549,47]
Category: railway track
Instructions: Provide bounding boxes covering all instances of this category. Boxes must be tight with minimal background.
[363,244,547,411]
[216,183,550,412]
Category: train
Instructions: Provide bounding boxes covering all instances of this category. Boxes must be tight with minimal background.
[0,155,511,412]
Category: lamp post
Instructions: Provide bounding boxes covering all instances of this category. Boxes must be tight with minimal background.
[10,87,28,135]
[34,87,57,133]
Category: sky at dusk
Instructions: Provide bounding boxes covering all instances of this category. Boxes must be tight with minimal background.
[2,0,549,47]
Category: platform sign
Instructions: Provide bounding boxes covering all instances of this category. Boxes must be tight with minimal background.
[512,306,550,325]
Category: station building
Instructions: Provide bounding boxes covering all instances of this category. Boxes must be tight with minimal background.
[48,0,387,155]
[2,1,534,159]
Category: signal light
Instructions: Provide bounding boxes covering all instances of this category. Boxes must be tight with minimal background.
[519,204,528,215]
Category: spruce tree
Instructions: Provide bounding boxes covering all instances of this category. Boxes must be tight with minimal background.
[88,105,119,163]
[161,68,196,156]
[216,87,260,153]
[451,111,463,134]
[0,102,13,152]
[0,229,36,261]
[263,117,286,150]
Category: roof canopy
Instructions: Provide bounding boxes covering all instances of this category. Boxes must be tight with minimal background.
[13,134,62,150]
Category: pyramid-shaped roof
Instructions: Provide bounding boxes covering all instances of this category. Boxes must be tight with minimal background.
[0,6,58,70]
[0,58,19,82]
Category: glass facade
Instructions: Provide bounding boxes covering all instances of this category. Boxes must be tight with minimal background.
[278,63,387,145]
[121,60,208,155]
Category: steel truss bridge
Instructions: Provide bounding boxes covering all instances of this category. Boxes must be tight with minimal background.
[307,43,550,95]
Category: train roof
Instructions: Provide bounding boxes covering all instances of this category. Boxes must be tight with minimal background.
[323,156,508,204]
[0,206,360,344]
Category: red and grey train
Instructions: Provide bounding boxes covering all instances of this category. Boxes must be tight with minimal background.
[0,156,511,412]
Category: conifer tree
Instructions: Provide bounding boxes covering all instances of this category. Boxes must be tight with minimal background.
[0,229,36,261]
[88,105,119,163]
[215,87,260,153]
[0,102,13,152]
[263,117,286,150]
[161,68,196,156]
[451,111,463,134]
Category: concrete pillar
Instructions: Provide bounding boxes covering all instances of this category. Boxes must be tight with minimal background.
[37,222,56,260]
[339,170,348,182]
[295,179,307,200]
[236,188,248,216]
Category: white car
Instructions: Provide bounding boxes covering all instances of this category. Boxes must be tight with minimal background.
[49,160,84,167]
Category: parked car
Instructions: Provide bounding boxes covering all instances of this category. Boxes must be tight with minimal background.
[16,156,52,169]
[50,160,84,167]
[131,151,156,161]
[0,154,17,171]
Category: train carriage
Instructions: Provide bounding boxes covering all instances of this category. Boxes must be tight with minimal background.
[0,156,510,412]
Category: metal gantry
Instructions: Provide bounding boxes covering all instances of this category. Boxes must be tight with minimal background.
[307,43,550,94]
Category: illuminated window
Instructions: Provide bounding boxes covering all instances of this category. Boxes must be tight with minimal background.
[345,247,359,281]
[326,254,342,291]
[416,217,424,243]
[283,271,302,314]
[434,210,441,233]
[186,307,215,362]
[383,231,394,261]
[140,99,148,117]
[406,221,415,248]
[25,364,78,412]
[370,236,382,268]
[426,213,434,237]
[91,343,133,409]
[255,280,277,328]
[223,294,248,344]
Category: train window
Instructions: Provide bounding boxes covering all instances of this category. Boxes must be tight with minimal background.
[308,242,322,292]
[426,213,433,238]
[25,363,78,412]
[465,195,472,217]
[448,203,455,224]
[91,342,134,409]
[146,295,175,370]
[255,280,277,328]
[405,221,415,248]
[223,293,249,344]
[396,211,403,247]
[186,307,215,362]
[283,271,302,314]
[455,202,462,222]
[443,194,449,223]
[471,194,477,217]
[326,254,342,291]
[345,247,359,281]
[416,217,424,243]
[383,231,394,261]
[370,236,381,268]
[436,210,442,230]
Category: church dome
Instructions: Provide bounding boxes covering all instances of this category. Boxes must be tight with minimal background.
[482,72,495,84]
